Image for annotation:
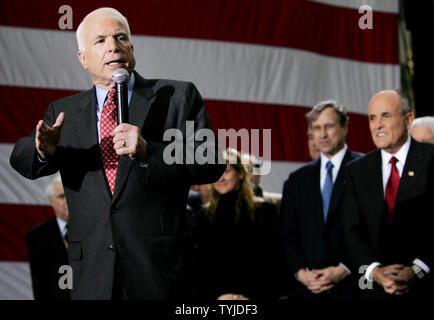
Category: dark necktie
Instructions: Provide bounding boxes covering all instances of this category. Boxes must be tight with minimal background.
[100,89,119,194]
[63,224,69,249]
[322,160,334,222]
[385,156,400,226]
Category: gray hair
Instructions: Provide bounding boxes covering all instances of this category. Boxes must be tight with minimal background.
[76,8,131,51]
[306,99,348,128]
[394,89,414,114]
[410,116,434,134]
[45,173,62,201]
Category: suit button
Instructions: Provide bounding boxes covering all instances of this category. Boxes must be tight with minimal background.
[110,208,117,215]
[107,244,115,252]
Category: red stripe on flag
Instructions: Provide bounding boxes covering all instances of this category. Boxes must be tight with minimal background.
[2,86,376,162]
[0,85,77,142]
[0,0,398,63]
[0,203,53,261]
[205,99,376,162]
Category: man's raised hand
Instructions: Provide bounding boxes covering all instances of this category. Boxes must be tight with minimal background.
[35,112,65,160]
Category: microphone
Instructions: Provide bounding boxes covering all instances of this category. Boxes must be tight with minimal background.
[112,68,130,124]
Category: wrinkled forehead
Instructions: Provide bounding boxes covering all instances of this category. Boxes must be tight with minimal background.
[369,92,401,114]
[83,12,128,38]
[312,106,340,124]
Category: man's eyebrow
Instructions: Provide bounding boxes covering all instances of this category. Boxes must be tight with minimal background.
[114,32,128,37]
[94,34,105,41]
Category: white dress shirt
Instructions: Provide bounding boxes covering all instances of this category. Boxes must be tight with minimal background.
[95,72,135,143]
[56,217,68,238]
[320,145,348,191]
[319,145,351,274]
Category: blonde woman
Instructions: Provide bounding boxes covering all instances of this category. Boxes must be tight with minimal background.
[194,149,282,301]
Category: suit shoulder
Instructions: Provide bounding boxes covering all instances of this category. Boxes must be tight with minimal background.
[148,78,197,92]
[51,89,94,106]
[350,150,364,159]
[287,160,318,180]
[415,140,434,155]
[346,149,378,170]
[27,217,56,237]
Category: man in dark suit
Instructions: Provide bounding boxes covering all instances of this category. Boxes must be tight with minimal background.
[26,174,70,300]
[280,100,362,300]
[343,90,434,300]
[10,8,225,300]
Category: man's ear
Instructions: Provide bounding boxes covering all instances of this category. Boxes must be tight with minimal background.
[77,51,87,70]
[406,112,415,129]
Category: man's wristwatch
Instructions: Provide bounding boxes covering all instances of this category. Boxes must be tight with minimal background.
[412,264,426,280]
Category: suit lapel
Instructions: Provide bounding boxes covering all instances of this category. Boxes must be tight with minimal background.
[325,149,352,226]
[308,159,325,228]
[366,150,387,233]
[76,88,98,149]
[49,217,68,257]
[395,139,423,205]
[112,73,155,203]
[74,89,112,198]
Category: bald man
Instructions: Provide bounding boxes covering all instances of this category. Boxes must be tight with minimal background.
[343,90,434,300]
[10,8,225,300]
[410,116,434,143]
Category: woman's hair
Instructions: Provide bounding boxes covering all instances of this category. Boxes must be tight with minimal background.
[206,148,258,223]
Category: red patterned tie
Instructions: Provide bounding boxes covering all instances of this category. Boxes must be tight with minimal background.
[100,89,118,194]
[385,156,400,226]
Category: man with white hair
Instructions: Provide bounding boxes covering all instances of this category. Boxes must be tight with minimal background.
[11,8,225,299]
[26,173,70,300]
[409,116,434,143]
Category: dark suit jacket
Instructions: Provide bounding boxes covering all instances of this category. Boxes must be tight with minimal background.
[10,72,226,299]
[343,139,434,300]
[26,217,70,300]
[280,149,362,299]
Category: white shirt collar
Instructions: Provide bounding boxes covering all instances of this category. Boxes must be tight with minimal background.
[95,72,135,112]
[320,145,347,189]
[56,217,68,237]
[380,136,411,194]
[381,135,411,171]
[320,144,348,171]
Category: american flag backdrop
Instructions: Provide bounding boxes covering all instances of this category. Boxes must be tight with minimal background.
[0,0,399,299]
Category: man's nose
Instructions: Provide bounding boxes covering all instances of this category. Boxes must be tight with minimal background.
[106,37,120,52]
[375,118,384,130]
[319,127,327,137]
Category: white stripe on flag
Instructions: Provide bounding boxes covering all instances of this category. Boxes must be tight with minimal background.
[309,0,399,13]
[0,262,33,300]
[0,26,399,115]
[0,144,51,205]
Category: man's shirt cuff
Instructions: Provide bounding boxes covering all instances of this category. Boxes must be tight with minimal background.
[339,263,351,275]
[413,258,430,274]
[365,262,382,281]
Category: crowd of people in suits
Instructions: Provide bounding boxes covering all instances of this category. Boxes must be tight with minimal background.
[27,88,434,301]
[16,8,433,301]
